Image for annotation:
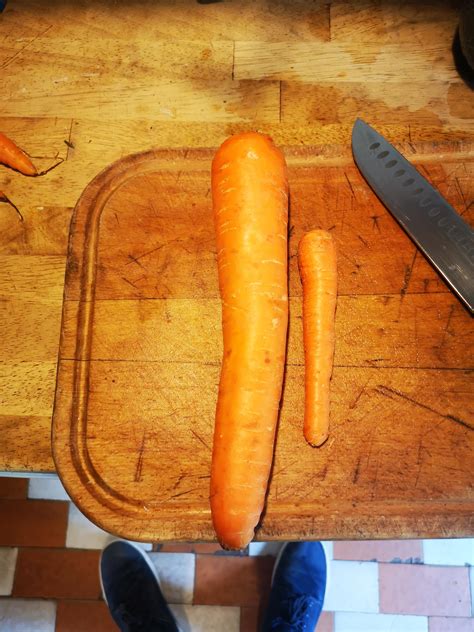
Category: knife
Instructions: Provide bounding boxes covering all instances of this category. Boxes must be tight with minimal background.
[351,118,474,314]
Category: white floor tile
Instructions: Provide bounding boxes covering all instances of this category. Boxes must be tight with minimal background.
[149,553,195,604]
[0,548,17,595]
[323,541,334,561]
[470,567,474,616]
[324,560,379,613]
[423,538,474,566]
[335,612,428,632]
[66,504,113,549]
[170,605,240,632]
[249,541,284,556]
[66,504,152,551]
[28,477,70,501]
[0,599,56,632]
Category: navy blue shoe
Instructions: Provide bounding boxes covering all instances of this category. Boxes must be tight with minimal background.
[262,542,327,631]
[100,540,179,632]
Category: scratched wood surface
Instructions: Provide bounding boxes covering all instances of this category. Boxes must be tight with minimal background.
[0,0,473,490]
[51,147,474,541]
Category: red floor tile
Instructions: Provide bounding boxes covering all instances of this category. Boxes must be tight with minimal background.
[379,563,471,617]
[0,499,68,547]
[316,612,335,632]
[333,539,423,563]
[0,478,28,499]
[13,548,101,600]
[429,617,474,632]
[240,606,261,632]
[194,555,274,607]
[56,600,117,632]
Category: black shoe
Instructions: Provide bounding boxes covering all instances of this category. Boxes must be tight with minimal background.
[99,540,180,632]
[262,542,327,631]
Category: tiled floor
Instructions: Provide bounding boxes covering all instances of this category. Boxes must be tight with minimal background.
[0,476,473,632]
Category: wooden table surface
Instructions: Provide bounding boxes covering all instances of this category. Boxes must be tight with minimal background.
[1,0,473,477]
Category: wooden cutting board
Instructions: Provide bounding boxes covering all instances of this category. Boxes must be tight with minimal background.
[52,145,474,542]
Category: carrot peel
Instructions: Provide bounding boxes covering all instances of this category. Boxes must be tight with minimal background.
[0,131,37,176]
[298,230,337,447]
[210,132,289,550]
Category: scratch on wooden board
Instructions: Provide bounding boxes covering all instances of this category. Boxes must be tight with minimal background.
[127,253,145,269]
[338,250,361,271]
[344,170,355,198]
[65,119,74,160]
[349,379,370,411]
[171,473,187,490]
[134,432,146,482]
[167,487,200,500]
[1,25,52,69]
[121,276,139,290]
[460,200,473,217]
[400,249,418,298]
[454,176,467,212]
[408,125,416,153]
[436,304,455,359]
[414,452,424,489]
[191,429,212,451]
[352,456,362,484]
[375,384,473,432]
[370,215,382,232]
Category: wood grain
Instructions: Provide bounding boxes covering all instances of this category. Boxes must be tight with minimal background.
[235,42,458,83]
[0,0,472,526]
[52,148,473,541]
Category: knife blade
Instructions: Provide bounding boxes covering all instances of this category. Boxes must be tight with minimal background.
[351,118,474,313]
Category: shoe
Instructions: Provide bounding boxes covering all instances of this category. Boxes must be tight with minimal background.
[262,542,327,631]
[99,540,179,632]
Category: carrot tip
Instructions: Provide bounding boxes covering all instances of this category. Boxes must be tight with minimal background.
[305,432,329,448]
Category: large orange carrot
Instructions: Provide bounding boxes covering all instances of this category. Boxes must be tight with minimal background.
[298,230,337,447]
[210,132,289,550]
[0,131,37,176]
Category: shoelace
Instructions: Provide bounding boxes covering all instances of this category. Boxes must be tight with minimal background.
[269,594,319,631]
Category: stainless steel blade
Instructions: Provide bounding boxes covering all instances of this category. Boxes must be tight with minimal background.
[352,118,474,313]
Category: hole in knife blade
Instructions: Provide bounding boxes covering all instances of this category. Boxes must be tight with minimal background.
[385,160,397,168]
[428,207,440,217]
[377,151,389,159]
[420,197,432,207]
[370,142,380,150]
[402,178,415,187]
[394,169,405,177]
[413,188,424,195]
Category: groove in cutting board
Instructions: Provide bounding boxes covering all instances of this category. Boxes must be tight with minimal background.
[52,147,474,542]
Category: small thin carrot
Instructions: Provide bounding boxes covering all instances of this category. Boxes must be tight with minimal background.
[298,230,337,447]
[210,132,288,550]
[0,131,37,176]
[0,190,23,221]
